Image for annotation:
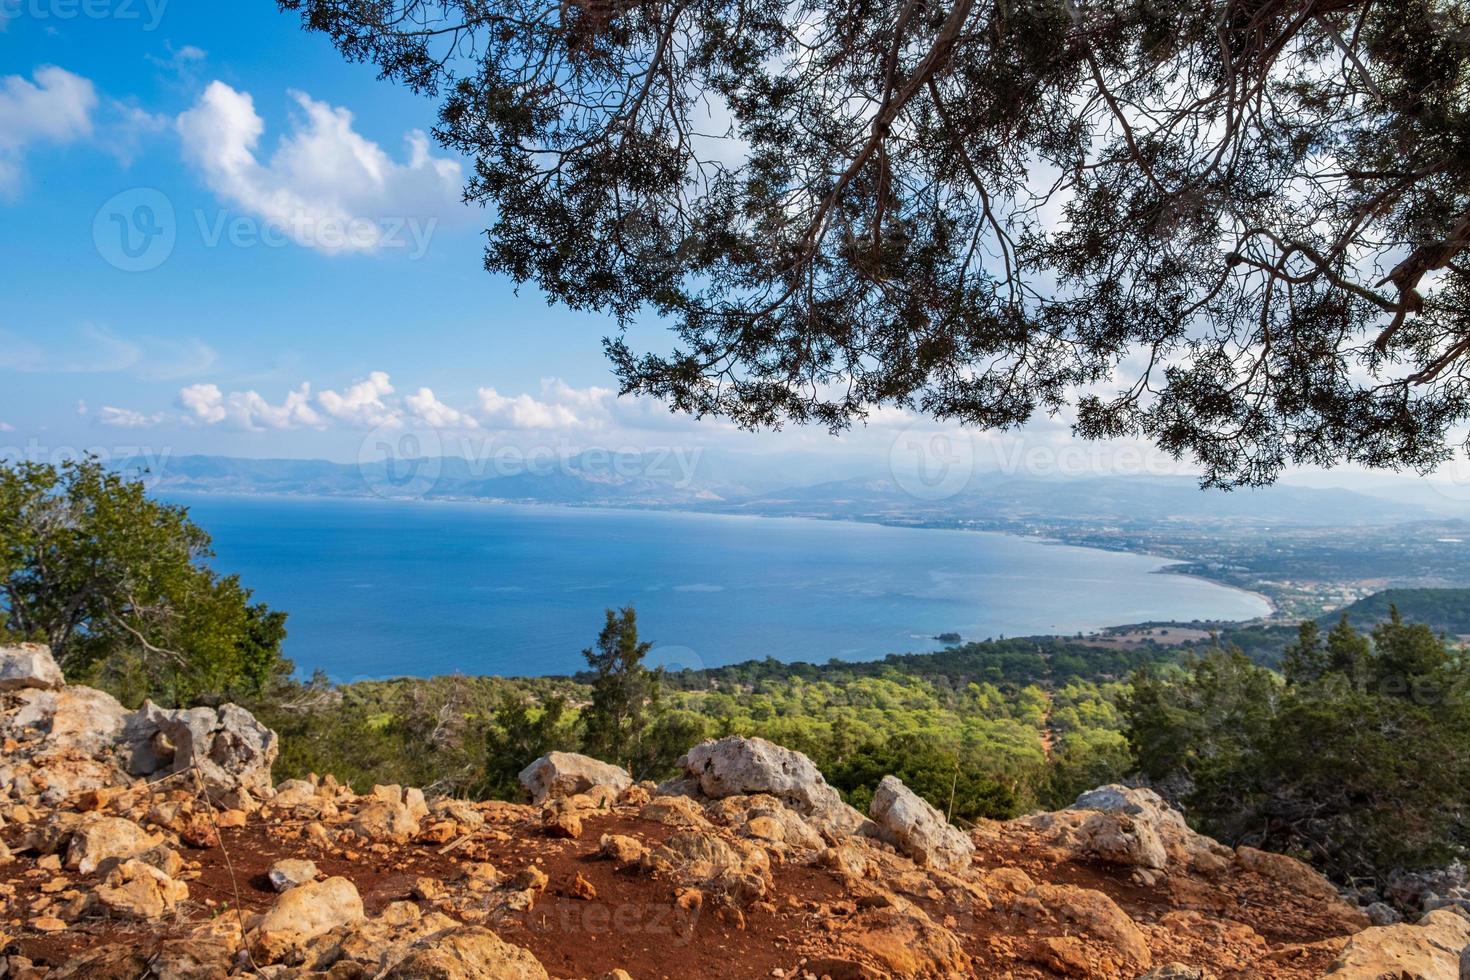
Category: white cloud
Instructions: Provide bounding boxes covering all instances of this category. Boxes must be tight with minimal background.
[178,382,322,431]
[178,383,226,424]
[177,45,208,61]
[405,387,477,429]
[477,385,586,430]
[161,372,708,442]
[318,371,400,427]
[0,66,97,196]
[97,406,163,429]
[176,81,463,253]
[471,377,719,435]
[0,421,14,432]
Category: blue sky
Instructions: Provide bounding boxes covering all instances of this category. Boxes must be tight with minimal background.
[2,2,1467,504]
[1,1,709,460]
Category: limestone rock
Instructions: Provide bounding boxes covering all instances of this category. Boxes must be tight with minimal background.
[543,808,582,839]
[430,797,485,831]
[518,751,632,804]
[0,682,131,804]
[92,858,189,919]
[640,794,712,829]
[378,925,549,979]
[1137,966,1209,980]
[405,786,429,821]
[152,935,237,980]
[678,736,871,836]
[1023,784,1232,874]
[254,875,365,942]
[706,794,827,851]
[820,843,875,879]
[65,813,160,875]
[868,775,974,874]
[350,800,421,842]
[272,779,319,808]
[0,645,65,692]
[599,833,647,864]
[1325,907,1470,978]
[842,907,971,977]
[121,700,277,802]
[1023,808,1168,871]
[645,830,751,878]
[51,947,153,978]
[1006,882,1153,975]
[642,830,771,907]
[267,857,319,892]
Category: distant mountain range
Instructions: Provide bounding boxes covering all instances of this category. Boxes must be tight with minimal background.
[133,453,1434,528]
[137,452,734,506]
[713,473,1428,526]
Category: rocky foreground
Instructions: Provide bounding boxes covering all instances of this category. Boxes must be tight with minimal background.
[1,645,1467,979]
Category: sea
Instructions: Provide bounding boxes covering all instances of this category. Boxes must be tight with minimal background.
[174,494,1271,680]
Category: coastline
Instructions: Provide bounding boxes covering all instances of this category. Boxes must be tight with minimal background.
[1154,565,1279,620]
[168,488,1277,682]
[166,486,1279,625]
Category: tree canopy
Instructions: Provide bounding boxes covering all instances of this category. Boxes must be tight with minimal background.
[0,458,290,706]
[1126,611,1470,882]
[284,0,1469,485]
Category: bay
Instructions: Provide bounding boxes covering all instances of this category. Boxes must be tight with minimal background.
[174,494,1270,679]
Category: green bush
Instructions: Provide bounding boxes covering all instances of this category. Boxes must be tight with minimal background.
[0,457,289,706]
[1125,611,1470,882]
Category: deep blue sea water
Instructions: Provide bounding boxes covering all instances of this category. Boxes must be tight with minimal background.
[174,495,1270,679]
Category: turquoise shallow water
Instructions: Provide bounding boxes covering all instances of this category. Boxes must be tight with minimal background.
[174,494,1270,679]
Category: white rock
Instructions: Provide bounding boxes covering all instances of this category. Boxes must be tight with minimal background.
[518,752,631,804]
[65,814,160,875]
[678,736,870,836]
[272,779,319,808]
[868,775,975,874]
[0,644,65,692]
[267,858,318,892]
[349,800,421,842]
[1073,785,1189,833]
[1021,784,1234,873]
[405,786,428,821]
[122,700,278,801]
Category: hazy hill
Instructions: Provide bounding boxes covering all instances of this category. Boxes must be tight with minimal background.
[140,454,1430,527]
[713,472,1427,526]
[1323,588,1470,634]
